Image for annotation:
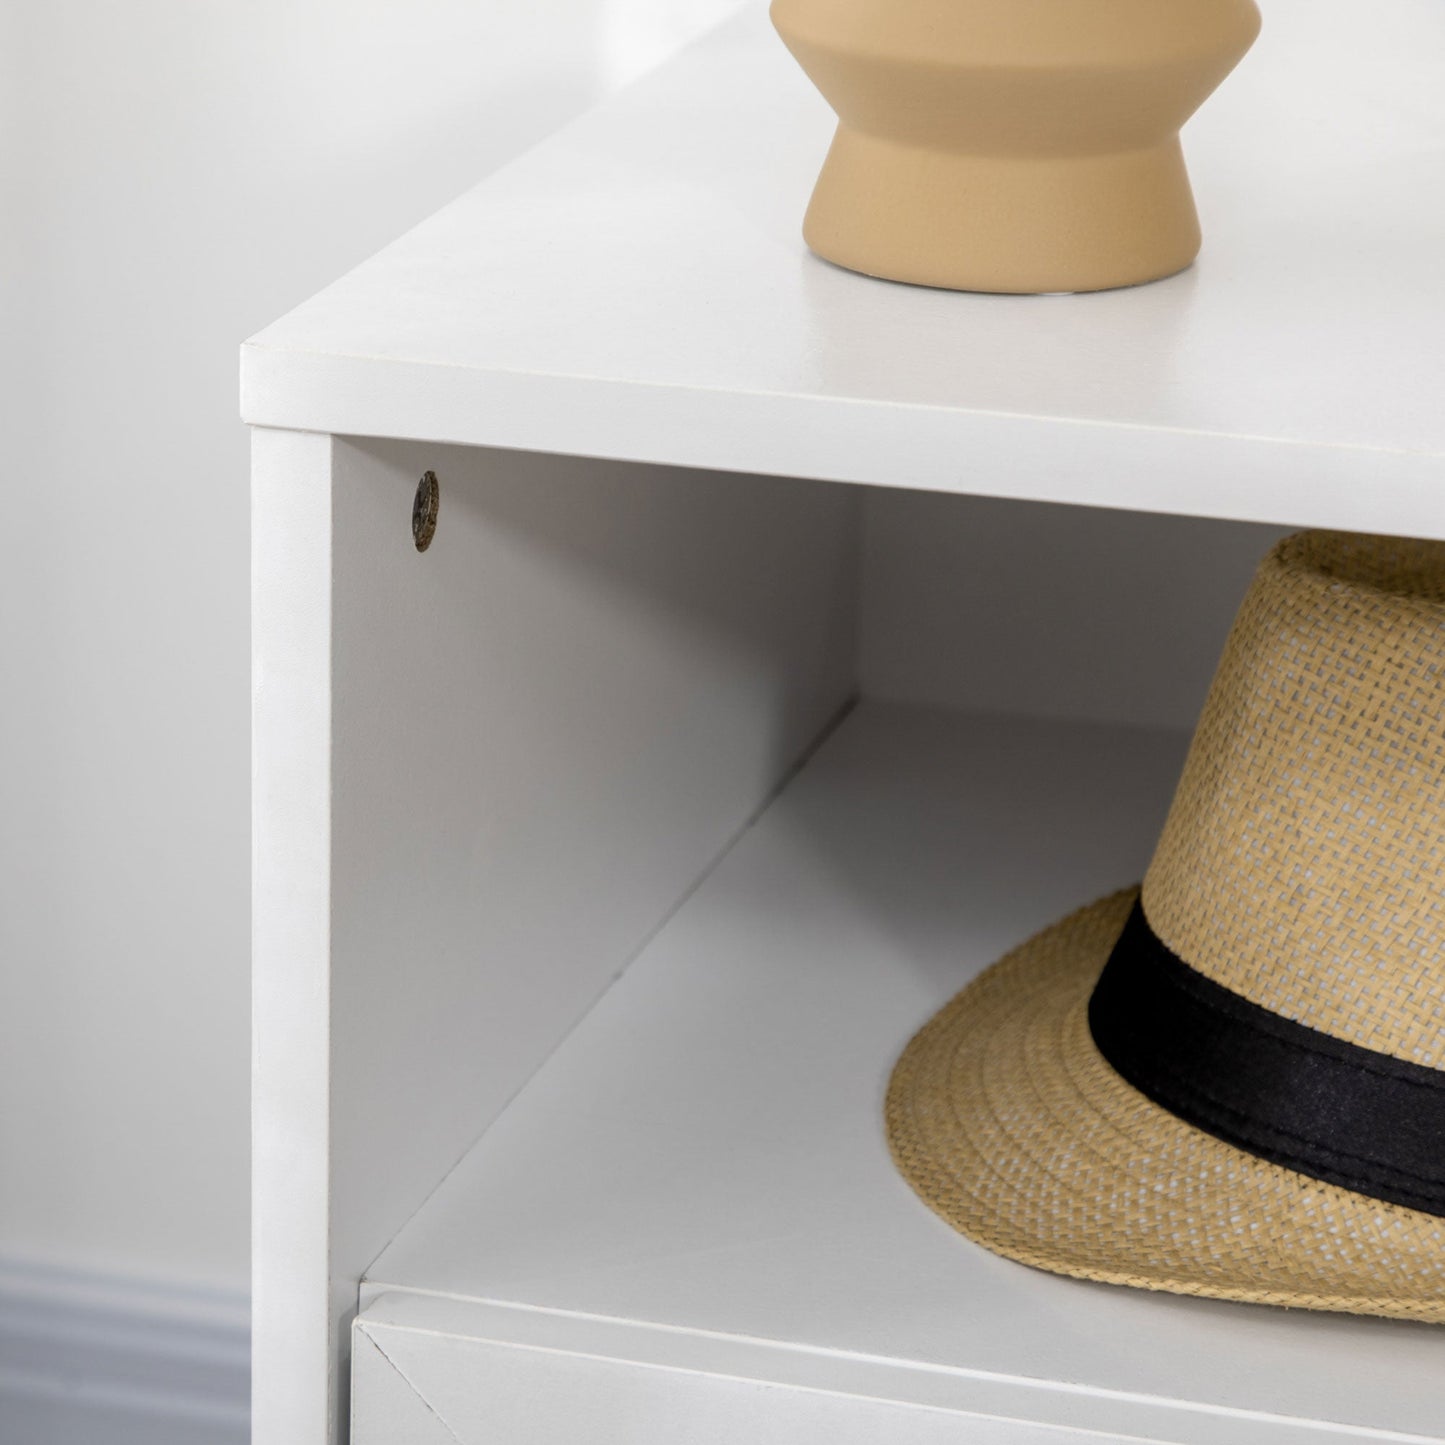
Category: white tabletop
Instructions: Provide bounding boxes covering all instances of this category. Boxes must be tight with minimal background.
[243,0,1445,537]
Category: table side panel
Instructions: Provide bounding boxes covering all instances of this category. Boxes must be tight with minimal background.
[254,432,861,1443]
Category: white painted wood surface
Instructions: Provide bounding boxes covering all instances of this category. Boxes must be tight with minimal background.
[349,1329,453,1445]
[354,1294,1434,1445]
[252,427,336,1445]
[360,1297,1320,1445]
[242,0,1445,537]
[253,431,858,1445]
[361,704,1445,1444]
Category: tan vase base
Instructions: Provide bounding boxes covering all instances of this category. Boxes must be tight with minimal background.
[803,128,1203,295]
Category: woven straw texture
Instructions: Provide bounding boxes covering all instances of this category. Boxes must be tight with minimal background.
[887,532,1445,1320]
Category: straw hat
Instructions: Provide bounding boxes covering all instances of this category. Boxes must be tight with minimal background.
[887,531,1445,1321]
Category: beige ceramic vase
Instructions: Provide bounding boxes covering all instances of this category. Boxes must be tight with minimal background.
[771,0,1261,294]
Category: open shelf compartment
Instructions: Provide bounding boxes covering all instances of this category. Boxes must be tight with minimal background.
[355,703,1445,1445]
[254,429,1445,1445]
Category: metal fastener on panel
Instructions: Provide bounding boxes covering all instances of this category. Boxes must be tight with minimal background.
[413,471,440,552]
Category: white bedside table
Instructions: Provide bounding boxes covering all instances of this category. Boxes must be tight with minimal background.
[246,1,1445,1441]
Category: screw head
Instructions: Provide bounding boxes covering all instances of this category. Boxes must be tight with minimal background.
[413,471,440,552]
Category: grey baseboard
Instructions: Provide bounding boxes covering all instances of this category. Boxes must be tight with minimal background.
[0,1257,249,1444]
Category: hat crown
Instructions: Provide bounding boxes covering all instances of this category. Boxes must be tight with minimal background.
[1142,531,1445,1068]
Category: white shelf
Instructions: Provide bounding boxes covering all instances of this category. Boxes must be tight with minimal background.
[242,0,1445,539]
[359,703,1445,1445]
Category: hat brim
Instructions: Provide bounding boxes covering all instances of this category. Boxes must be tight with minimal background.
[886,887,1445,1323]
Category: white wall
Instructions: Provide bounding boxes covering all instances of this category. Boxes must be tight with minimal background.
[0,0,741,1296]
